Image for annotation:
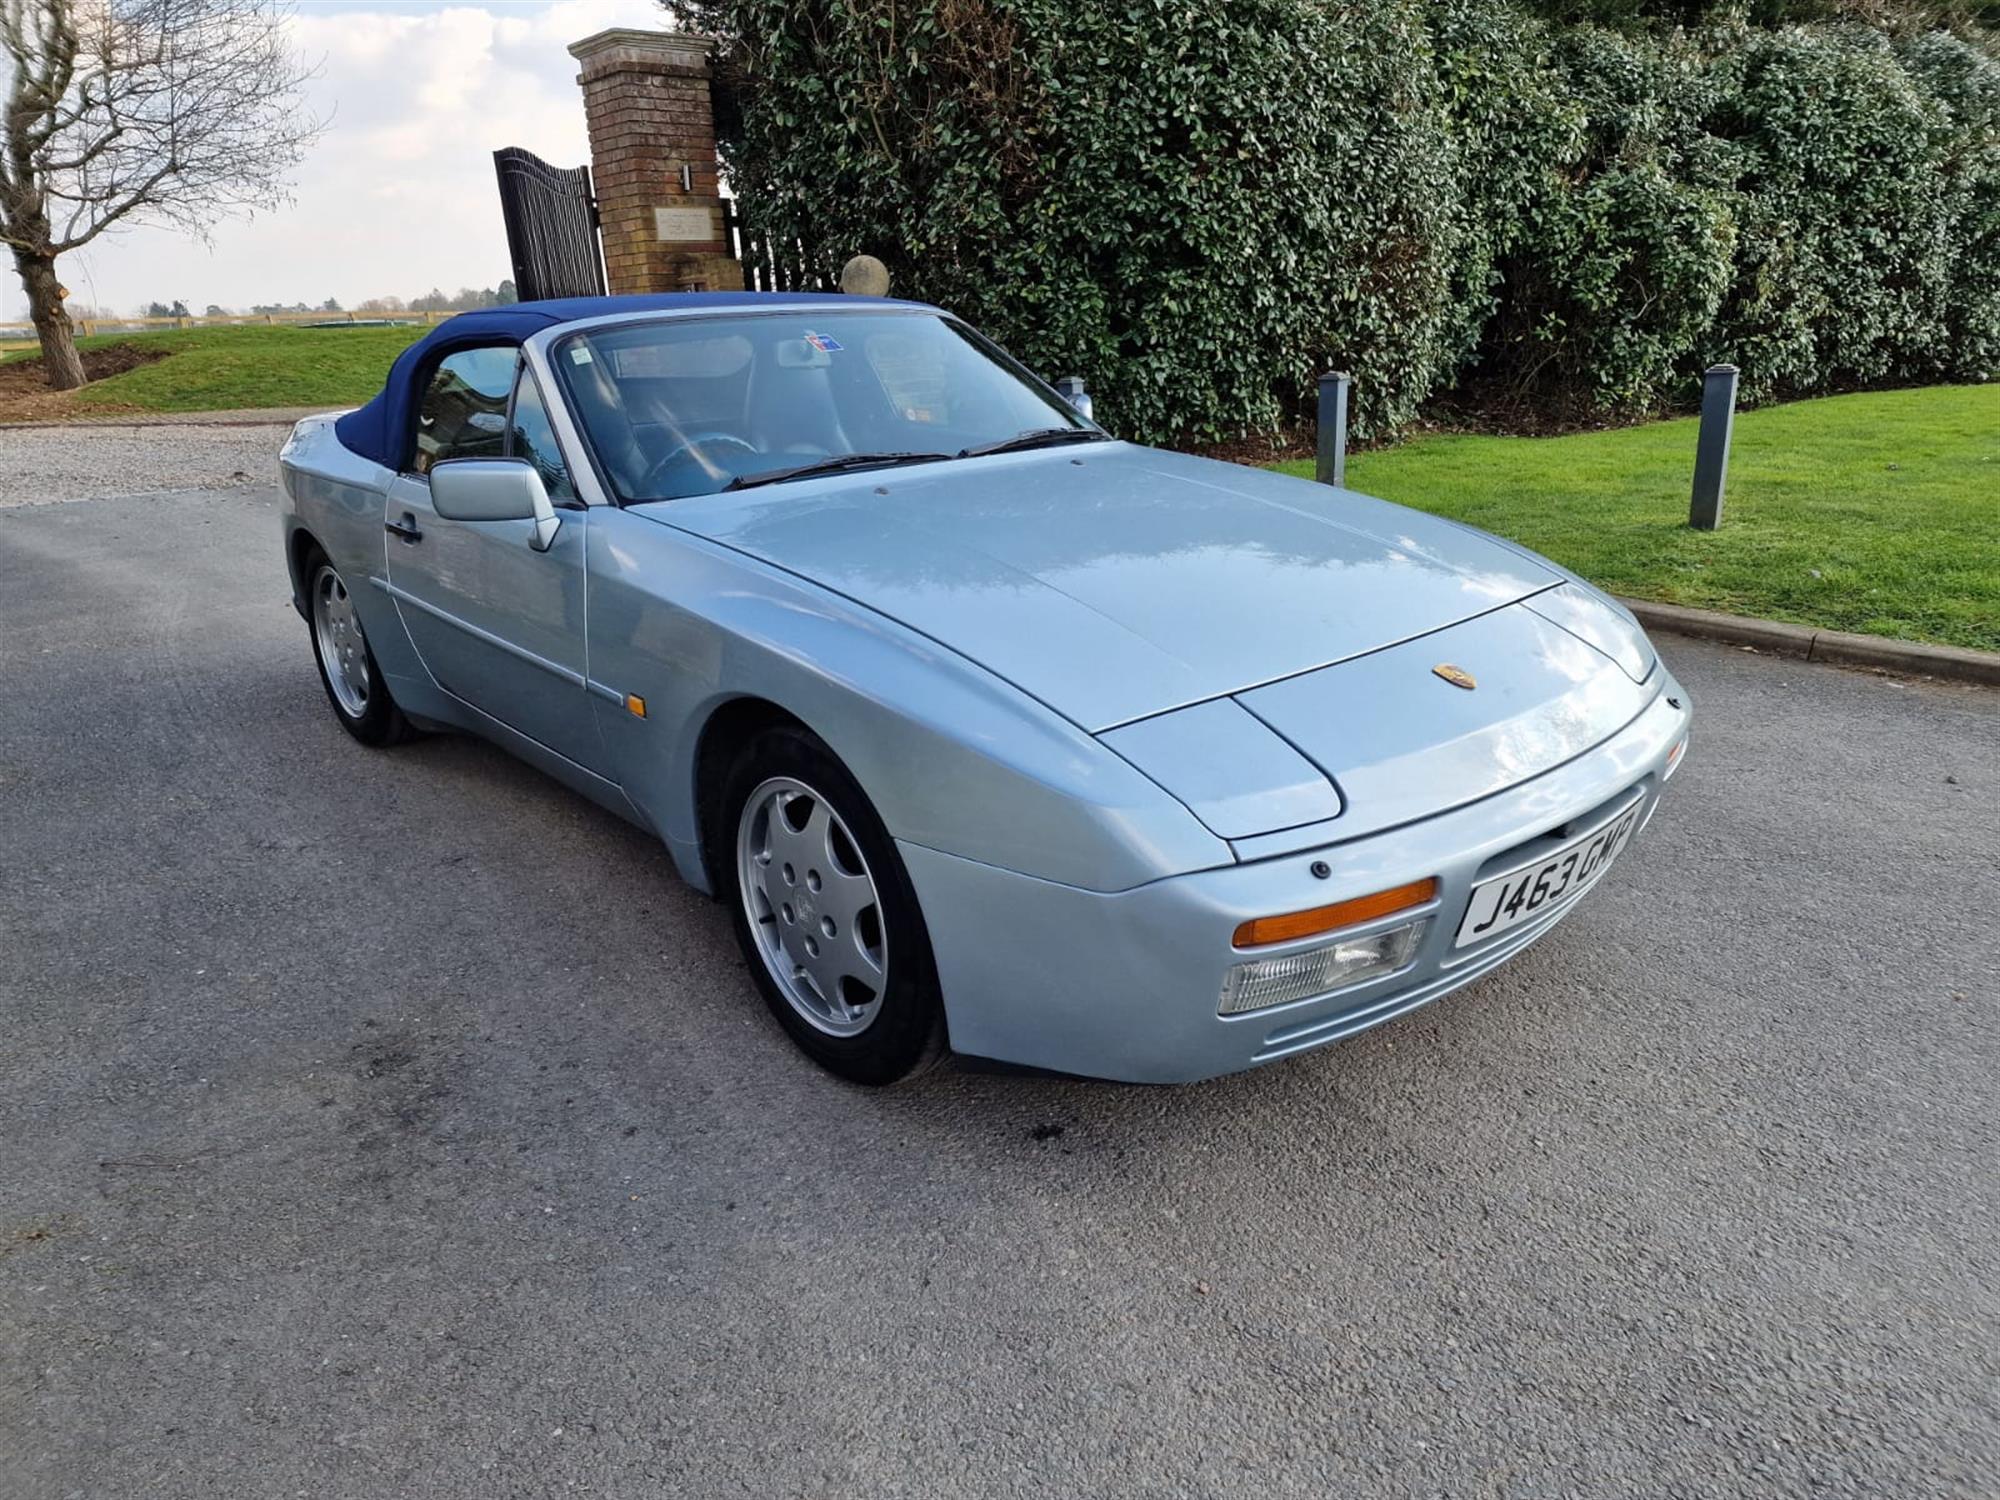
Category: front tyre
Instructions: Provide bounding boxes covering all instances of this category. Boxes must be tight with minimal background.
[305,550,412,748]
[723,726,947,1085]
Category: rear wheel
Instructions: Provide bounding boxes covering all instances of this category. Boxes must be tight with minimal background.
[306,550,412,747]
[722,726,946,1085]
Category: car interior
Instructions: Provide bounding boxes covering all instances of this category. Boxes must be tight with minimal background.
[407,314,1075,505]
[555,315,1066,501]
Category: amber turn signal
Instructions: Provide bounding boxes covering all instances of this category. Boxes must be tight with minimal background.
[1232,877,1439,949]
[625,694,647,719]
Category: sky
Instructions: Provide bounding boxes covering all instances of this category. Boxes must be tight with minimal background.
[0,0,665,323]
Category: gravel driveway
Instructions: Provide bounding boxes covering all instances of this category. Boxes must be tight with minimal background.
[0,418,297,507]
[3,485,1996,1499]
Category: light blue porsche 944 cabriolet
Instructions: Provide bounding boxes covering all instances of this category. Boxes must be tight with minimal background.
[280,292,1691,1085]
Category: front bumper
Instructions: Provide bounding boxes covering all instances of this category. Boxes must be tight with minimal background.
[902,674,1692,1083]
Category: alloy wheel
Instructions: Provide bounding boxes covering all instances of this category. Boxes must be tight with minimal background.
[734,775,888,1036]
[311,563,371,718]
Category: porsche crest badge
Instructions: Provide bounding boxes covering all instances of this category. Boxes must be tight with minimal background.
[1433,663,1477,690]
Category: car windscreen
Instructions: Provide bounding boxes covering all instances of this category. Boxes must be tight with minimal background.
[551,311,1094,503]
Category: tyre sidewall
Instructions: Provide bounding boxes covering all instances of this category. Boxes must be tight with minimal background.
[304,548,409,748]
[720,726,946,1085]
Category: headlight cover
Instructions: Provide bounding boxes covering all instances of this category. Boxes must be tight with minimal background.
[1101,697,1342,840]
[1526,583,1656,683]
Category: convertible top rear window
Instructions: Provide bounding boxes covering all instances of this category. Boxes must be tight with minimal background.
[554,311,1089,504]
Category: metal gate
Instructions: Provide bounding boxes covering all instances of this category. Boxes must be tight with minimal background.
[721,198,833,293]
[493,147,606,302]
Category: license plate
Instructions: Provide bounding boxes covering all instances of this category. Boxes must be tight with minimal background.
[1454,803,1643,948]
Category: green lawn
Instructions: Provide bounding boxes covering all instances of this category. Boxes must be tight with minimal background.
[3,323,428,413]
[1276,385,2000,653]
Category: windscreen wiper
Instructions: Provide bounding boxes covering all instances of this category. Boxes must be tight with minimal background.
[957,428,1110,459]
[722,451,954,492]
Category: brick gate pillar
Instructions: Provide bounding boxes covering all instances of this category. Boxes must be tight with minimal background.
[568,28,744,294]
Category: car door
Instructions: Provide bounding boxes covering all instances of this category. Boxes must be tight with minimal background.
[383,347,605,770]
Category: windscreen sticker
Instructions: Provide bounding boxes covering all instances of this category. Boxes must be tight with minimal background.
[568,344,594,365]
[803,330,843,353]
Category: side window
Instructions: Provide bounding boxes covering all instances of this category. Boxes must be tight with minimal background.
[412,346,515,474]
[507,368,576,503]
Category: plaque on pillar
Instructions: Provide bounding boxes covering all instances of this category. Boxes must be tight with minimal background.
[654,206,715,243]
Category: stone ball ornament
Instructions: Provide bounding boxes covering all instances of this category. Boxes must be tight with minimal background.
[840,254,891,297]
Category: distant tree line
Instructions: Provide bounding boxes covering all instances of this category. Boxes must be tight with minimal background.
[359,283,520,314]
[119,283,518,320]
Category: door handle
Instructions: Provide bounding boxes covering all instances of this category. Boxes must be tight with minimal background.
[385,513,423,544]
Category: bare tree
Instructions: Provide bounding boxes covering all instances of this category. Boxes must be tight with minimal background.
[1,0,318,389]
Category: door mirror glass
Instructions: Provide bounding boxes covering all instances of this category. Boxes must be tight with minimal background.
[429,458,561,551]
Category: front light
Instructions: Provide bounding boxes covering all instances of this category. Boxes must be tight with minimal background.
[1529,583,1655,683]
[1218,918,1429,1016]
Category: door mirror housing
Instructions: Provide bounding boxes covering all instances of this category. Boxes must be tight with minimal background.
[429,459,561,551]
[1053,375,1093,422]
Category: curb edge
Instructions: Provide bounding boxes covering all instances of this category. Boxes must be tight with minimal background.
[1620,598,2000,688]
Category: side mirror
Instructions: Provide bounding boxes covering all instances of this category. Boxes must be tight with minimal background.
[1054,375,1094,422]
[430,459,561,552]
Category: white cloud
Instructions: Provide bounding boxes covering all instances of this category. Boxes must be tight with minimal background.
[3,0,665,320]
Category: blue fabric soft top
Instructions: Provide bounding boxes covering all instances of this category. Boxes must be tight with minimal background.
[332,291,917,470]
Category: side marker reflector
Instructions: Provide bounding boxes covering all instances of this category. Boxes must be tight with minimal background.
[625,694,647,719]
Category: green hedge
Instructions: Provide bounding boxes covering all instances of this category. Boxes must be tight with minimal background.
[676,0,2000,443]
[1712,26,1977,398]
[1465,21,1738,413]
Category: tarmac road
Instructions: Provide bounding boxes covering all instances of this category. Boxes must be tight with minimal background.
[3,485,1996,1498]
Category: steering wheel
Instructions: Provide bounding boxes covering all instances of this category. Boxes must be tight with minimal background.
[641,432,760,494]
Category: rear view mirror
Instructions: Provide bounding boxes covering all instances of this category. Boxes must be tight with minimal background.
[775,337,832,369]
[430,459,561,551]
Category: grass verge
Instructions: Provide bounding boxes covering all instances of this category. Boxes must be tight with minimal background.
[0,323,428,418]
[1276,385,1999,654]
